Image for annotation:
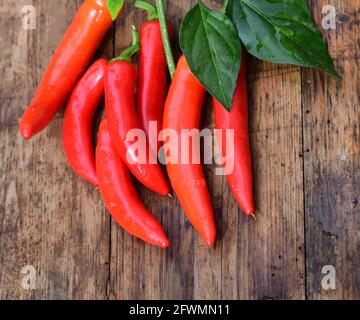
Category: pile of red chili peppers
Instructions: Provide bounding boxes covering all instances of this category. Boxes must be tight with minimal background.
[20,0,255,249]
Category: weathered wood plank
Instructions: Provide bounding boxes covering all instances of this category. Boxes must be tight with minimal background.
[0,0,81,127]
[0,0,112,300]
[237,58,306,300]
[303,0,360,299]
[0,121,110,299]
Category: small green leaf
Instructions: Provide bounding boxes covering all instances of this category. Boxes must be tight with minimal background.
[180,1,242,111]
[227,0,341,79]
[107,0,125,21]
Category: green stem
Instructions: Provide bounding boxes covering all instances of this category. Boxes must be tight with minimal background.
[221,0,228,13]
[155,0,175,78]
[111,26,140,62]
[131,25,140,46]
[134,0,158,21]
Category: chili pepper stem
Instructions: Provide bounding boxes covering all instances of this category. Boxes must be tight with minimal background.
[155,0,175,78]
[249,213,257,220]
[111,25,140,62]
[134,0,158,21]
[221,0,229,13]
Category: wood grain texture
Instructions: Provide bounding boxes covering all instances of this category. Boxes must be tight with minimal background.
[0,0,111,300]
[303,0,360,300]
[0,0,81,127]
[0,0,359,300]
[244,59,305,300]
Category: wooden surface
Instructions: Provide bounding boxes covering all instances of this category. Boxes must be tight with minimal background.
[0,0,359,300]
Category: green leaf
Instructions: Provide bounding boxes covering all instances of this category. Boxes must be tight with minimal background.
[180,1,242,111]
[227,0,341,79]
[107,0,125,21]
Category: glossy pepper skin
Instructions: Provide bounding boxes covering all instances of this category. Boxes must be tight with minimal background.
[137,20,174,155]
[63,59,107,187]
[96,119,170,248]
[213,56,255,216]
[105,61,170,196]
[163,55,216,247]
[20,0,120,140]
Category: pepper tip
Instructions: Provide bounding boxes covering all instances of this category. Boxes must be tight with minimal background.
[249,212,257,220]
[20,124,33,140]
[159,238,170,249]
[205,236,216,248]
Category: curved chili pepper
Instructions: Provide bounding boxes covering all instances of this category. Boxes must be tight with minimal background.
[63,59,107,187]
[213,55,255,217]
[136,1,174,155]
[163,55,216,247]
[105,29,170,196]
[96,119,170,248]
[20,0,122,140]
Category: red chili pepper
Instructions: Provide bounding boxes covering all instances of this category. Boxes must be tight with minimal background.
[96,119,170,248]
[136,1,174,155]
[105,28,170,196]
[163,55,216,247]
[213,55,255,217]
[63,59,107,187]
[20,0,122,140]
